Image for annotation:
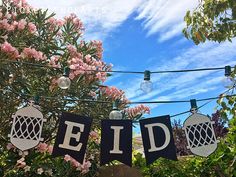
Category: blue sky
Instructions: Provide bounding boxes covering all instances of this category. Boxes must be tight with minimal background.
[28,0,236,130]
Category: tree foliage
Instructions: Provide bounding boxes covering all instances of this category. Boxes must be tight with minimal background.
[0,1,150,176]
[183,0,236,44]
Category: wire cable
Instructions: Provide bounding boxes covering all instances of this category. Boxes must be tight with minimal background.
[170,88,233,118]
[5,87,236,105]
[0,59,232,74]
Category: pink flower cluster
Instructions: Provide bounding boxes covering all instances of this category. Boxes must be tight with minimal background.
[18,19,27,30]
[101,86,129,102]
[16,157,26,168]
[49,56,61,68]
[28,22,37,33]
[125,104,150,118]
[47,17,65,32]
[6,142,16,150]
[90,40,103,59]
[0,19,15,31]
[21,47,46,61]
[64,155,91,174]
[1,41,19,59]
[0,17,36,33]
[64,13,83,30]
[67,45,108,82]
[12,0,31,8]
[36,142,53,154]
[89,130,100,144]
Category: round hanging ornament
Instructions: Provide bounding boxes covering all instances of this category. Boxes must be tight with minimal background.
[183,100,219,157]
[9,101,46,151]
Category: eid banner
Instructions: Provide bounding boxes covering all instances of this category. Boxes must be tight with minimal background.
[52,112,92,164]
[140,115,177,165]
[100,119,132,167]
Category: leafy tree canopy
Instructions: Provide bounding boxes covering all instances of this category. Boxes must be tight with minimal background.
[183,0,236,44]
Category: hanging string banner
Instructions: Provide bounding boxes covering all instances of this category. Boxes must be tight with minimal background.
[140,115,177,165]
[100,119,133,167]
[52,112,92,164]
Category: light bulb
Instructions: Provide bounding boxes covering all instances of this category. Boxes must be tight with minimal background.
[222,76,235,88]
[140,70,153,93]
[140,80,153,93]
[109,110,123,119]
[58,76,71,89]
[109,101,122,119]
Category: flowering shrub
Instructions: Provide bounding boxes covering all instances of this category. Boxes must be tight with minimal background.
[0,0,150,176]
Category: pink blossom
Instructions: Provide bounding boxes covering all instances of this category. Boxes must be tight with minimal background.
[5,14,11,19]
[28,22,37,33]
[13,0,30,8]
[48,17,57,25]
[89,130,99,140]
[21,47,45,61]
[47,145,53,154]
[72,18,83,29]
[6,143,15,150]
[16,157,26,168]
[7,25,15,31]
[49,56,61,68]
[0,19,10,29]
[18,19,27,30]
[67,44,77,55]
[1,41,19,59]
[64,155,80,168]
[64,13,77,21]
[56,19,65,27]
[36,142,48,153]
[85,54,91,63]
[69,73,75,80]
[71,158,80,168]
[1,42,15,53]
[90,40,103,59]
[126,104,150,118]
[64,154,71,162]
[101,86,129,102]
[78,161,91,174]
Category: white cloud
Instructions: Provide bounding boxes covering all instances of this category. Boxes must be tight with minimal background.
[28,0,143,40]
[27,0,199,41]
[117,40,236,102]
[136,0,199,41]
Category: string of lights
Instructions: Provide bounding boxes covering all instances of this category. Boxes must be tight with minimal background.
[6,87,236,105]
[2,59,235,93]
[6,87,234,120]
[0,59,233,74]
[1,59,236,119]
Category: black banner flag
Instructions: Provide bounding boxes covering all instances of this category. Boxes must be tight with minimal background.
[100,119,132,167]
[52,112,92,164]
[140,115,177,165]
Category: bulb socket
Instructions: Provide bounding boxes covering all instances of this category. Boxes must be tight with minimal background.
[63,67,70,77]
[112,100,119,110]
[144,70,151,81]
[34,95,40,105]
[225,66,231,77]
[190,99,197,109]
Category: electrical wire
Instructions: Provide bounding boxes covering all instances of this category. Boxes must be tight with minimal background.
[170,87,233,118]
[170,100,212,118]
[6,87,236,105]
[0,59,232,74]
[3,87,235,121]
